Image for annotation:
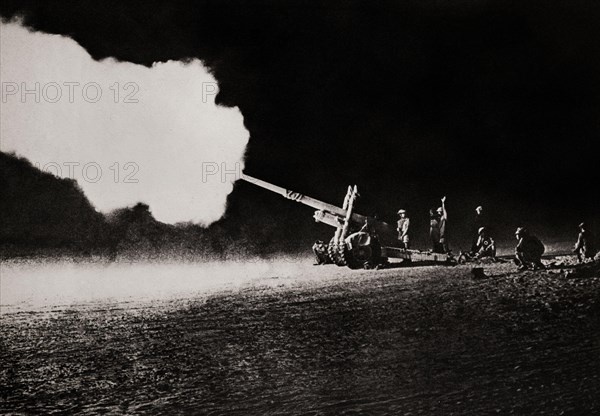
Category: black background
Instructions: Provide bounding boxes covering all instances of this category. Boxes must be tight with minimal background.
[2,0,599,250]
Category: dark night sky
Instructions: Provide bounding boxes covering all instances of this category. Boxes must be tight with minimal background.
[1,0,599,249]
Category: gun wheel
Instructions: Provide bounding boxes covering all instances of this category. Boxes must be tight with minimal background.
[344,235,382,269]
[328,238,348,267]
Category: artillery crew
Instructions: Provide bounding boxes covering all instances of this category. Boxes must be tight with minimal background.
[241,172,596,270]
[396,209,410,249]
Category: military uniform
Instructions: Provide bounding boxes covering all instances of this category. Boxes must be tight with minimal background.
[430,213,442,252]
[574,227,596,262]
[515,230,545,270]
[475,234,496,258]
[397,217,410,249]
[471,211,487,253]
[430,202,448,253]
[439,215,447,252]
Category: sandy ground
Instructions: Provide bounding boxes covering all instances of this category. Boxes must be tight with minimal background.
[1,256,599,415]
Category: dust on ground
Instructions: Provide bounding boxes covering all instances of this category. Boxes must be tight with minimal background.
[1,256,599,415]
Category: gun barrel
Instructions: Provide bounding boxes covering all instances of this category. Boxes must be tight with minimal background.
[240,173,398,243]
[240,173,348,217]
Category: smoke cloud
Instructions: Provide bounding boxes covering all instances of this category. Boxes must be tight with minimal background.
[1,21,249,225]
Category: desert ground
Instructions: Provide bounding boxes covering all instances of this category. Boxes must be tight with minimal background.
[1,253,599,415]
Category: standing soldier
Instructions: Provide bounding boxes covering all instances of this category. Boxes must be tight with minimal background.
[573,222,597,263]
[471,205,487,254]
[430,208,440,252]
[430,196,448,253]
[514,227,545,271]
[397,209,410,249]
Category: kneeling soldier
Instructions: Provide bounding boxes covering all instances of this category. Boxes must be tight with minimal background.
[514,227,545,271]
[475,227,496,259]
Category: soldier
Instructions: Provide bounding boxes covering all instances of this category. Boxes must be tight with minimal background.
[514,227,545,271]
[474,227,496,259]
[471,205,487,254]
[429,209,440,252]
[357,218,383,269]
[573,222,596,263]
[430,196,448,253]
[397,209,410,249]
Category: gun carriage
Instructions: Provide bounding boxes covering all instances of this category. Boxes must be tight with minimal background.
[241,173,452,269]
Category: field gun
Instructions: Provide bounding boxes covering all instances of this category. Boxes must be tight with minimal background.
[240,173,452,269]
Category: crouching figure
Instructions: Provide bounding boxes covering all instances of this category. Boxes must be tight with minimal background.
[574,222,597,263]
[474,227,496,259]
[514,227,545,271]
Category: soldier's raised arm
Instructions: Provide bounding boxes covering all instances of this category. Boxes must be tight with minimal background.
[440,196,447,220]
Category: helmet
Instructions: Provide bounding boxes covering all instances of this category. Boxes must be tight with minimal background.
[397,209,406,214]
[436,207,443,213]
[579,222,585,229]
[478,227,486,235]
[515,227,527,235]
